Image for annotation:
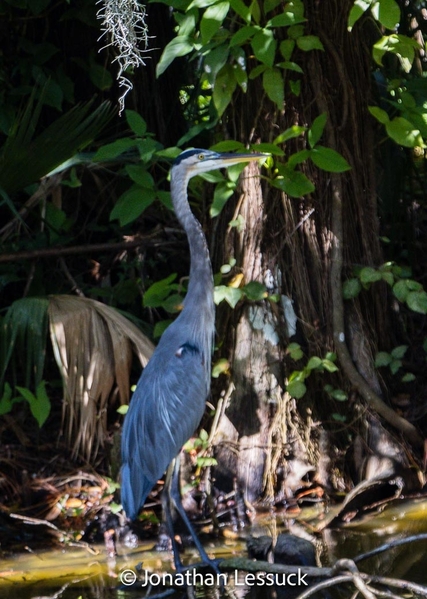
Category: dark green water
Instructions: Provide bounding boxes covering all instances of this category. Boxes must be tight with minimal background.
[2,498,427,598]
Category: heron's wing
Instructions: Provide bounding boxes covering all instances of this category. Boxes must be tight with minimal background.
[121,341,207,518]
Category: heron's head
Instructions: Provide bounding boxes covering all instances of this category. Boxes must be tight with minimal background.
[172,148,266,180]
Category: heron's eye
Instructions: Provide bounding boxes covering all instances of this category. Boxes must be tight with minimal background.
[198,153,205,161]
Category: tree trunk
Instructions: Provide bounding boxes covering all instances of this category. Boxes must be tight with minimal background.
[211,0,422,503]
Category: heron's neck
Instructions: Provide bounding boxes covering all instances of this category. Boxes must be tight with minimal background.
[170,171,214,309]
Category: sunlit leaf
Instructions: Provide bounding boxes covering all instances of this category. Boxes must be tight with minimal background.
[347,0,371,31]
[156,36,194,77]
[200,2,229,44]
[310,146,351,172]
[308,113,327,148]
[262,68,284,109]
[287,380,307,398]
[251,28,276,67]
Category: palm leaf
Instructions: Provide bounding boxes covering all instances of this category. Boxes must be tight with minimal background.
[0,96,115,195]
[1,295,154,461]
[0,297,49,391]
[48,295,154,460]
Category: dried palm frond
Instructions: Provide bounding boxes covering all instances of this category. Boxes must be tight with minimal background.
[1,295,154,461]
[48,295,154,460]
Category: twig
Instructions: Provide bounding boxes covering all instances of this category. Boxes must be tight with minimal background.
[296,574,355,599]
[9,512,98,554]
[332,559,377,599]
[354,533,427,564]
[59,257,85,297]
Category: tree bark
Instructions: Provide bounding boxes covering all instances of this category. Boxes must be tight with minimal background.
[211,0,422,502]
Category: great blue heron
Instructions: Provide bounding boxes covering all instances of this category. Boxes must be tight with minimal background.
[121,148,265,568]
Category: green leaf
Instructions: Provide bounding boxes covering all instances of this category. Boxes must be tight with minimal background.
[157,191,172,210]
[249,64,268,79]
[16,381,51,428]
[230,0,252,22]
[310,146,351,172]
[368,105,390,125]
[214,285,243,308]
[391,345,408,359]
[332,413,347,422]
[251,28,277,67]
[306,356,322,370]
[262,68,284,109]
[308,113,327,148]
[375,351,392,367]
[33,381,51,428]
[266,9,305,27]
[243,281,267,300]
[390,359,402,375]
[289,79,301,96]
[401,373,416,383]
[272,169,315,197]
[288,24,304,39]
[381,271,394,286]
[393,279,410,302]
[279,39,295,61]
[213,64,237,117]
[347,0,371,31]
[273,125,306,144]
[0,383,14,416]
[287,149,311,168]
[0,99,114,194]
[385,117,423,148]
[230,25,258,46]
[264,0,282,12]
[143,274,178,308]
[330,388,348,401]
[200,2,230,44]
[125,110,147,136]
[1,297,49,391]
[406,291,427,314]
[322,359,339,372]
[371,0,400,30]
[110,186,156,226]
[210,181,235,217]
[343,278,362,299]
[211,140,246,152]
[296,35,324,51]
[373,34,421,72]
[162,293,184,313]
[156,36,194,77]
[93,138,136,162]
[359,266,382,283]
[287,380,307,399]
[251,142,284,155]
[287,342,303,360]
[117,404,129,415]
[276,61,304,73]
[125,165,155,187]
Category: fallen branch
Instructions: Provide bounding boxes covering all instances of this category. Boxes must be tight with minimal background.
[0,235,163,263]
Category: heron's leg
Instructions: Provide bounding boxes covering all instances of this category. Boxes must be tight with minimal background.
[163,461,185,573]
[169,456,221,575]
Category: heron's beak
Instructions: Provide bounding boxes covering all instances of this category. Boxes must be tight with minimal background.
[214,152,268,168]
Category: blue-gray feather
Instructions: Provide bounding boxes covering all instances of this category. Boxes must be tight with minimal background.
[120,148,262,521]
